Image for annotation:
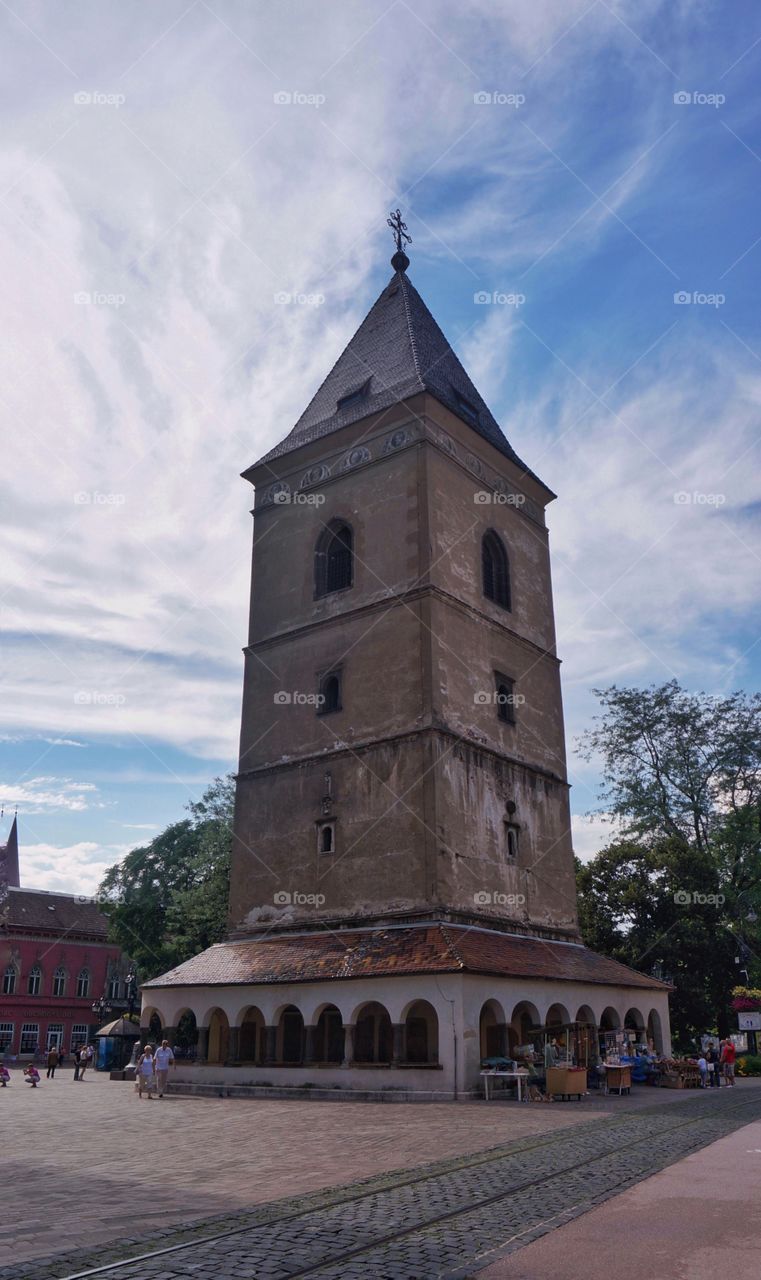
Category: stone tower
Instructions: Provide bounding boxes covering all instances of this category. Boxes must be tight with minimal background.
[228,246,578,943]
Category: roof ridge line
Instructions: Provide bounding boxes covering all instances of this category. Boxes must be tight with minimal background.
[398,271,424,383]
[439,923,466,969]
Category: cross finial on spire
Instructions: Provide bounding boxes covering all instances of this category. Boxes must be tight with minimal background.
[387,208,411,272]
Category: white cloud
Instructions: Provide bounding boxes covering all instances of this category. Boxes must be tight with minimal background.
[18,841,129,894]
[0,777,100,813]
[0,0,755,808]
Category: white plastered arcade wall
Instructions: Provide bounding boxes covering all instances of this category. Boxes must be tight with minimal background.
[141,972,671,1098]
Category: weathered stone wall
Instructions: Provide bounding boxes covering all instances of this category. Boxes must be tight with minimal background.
[230,394,577,937]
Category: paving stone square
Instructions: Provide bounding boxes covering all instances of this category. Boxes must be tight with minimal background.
[0,1068,599,1269]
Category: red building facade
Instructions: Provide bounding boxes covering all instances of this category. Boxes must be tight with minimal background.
[0,820,129,1058]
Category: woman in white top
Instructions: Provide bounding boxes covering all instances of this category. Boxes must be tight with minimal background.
[137,1045,156,1099]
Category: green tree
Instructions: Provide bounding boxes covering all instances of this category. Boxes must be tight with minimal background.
[577,682,761,1046]
[576,840,734,1049]
[99,775,234,981]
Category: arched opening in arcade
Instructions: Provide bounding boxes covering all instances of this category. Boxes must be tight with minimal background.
[239,1006,265,1063]
[480,1000,507,1059]
[354,1002,392,1064]
[277,1005,305,1064]
[175,1009,198,1057]
[507,1000,540,1057]
[403,1000,439,1064]
[313,1005,344,1063]
[207,1008,230,1064]
[647,1008,664,1054]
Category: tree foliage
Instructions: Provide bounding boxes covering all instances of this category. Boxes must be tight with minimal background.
[99,775,234,981]
[576,682,761,1050]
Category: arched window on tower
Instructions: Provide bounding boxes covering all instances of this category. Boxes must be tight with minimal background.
[318,670,342,715]
[315,521,353,598]
[481,530,511,610]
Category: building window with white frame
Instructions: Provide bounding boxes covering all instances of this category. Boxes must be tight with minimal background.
[107,973,121,1000]
[2,965,16,995]
[46,1023,64,1050]
[20,1023,39,1054]
[27,965,42,996]
[53,966,66,997]
[76,968,90,998]
[71,1024,88,1051]
[0,1023,13,1053]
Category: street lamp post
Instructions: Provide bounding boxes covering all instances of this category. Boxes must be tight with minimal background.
[91,993,110,1025]
[125,968,138,1021]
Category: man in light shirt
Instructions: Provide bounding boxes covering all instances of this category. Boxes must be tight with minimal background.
[154,1039,175,1097]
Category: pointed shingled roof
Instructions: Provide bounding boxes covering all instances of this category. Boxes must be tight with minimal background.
[0,814,20,890]
[255,264,540,484]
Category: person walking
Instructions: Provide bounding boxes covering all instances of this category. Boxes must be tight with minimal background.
[72,1045,81,1081]
[78,1045,88,1081]
[46,1045,58,1079]
[154,1040,175,1098]
[721,1037,737,1087]
[698,1052,708,1087]
[137,1045,156,1099]
[57,1047,65,1070]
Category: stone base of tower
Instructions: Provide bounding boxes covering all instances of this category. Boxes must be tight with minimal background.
[141,924,671,1098]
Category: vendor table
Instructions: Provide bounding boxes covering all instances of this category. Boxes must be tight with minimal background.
[604,1064,632,1095]
[481,1070,530,1102]
[545,1065,587,1100]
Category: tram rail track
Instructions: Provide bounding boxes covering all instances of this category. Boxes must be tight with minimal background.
[37,1093,761,1280]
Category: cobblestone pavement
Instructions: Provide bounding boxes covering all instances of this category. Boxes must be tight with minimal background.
[8,1086,761,1280]
[0,1069,598,1269]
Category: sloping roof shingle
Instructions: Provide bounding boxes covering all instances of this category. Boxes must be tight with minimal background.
[5,887,109,938]
[252,268,544,488]
[143,924,667,993]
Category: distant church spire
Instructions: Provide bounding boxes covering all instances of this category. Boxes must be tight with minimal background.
[387,207,411,273]
[0,811,20,890]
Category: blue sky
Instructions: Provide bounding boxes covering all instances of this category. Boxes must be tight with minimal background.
[1,0,760,890]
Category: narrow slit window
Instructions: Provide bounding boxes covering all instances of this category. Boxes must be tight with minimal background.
[495,673,517,724]
[482,530,511,610]
[315,521,353,597]
[318,822,336,854]
[318,671,342,715]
